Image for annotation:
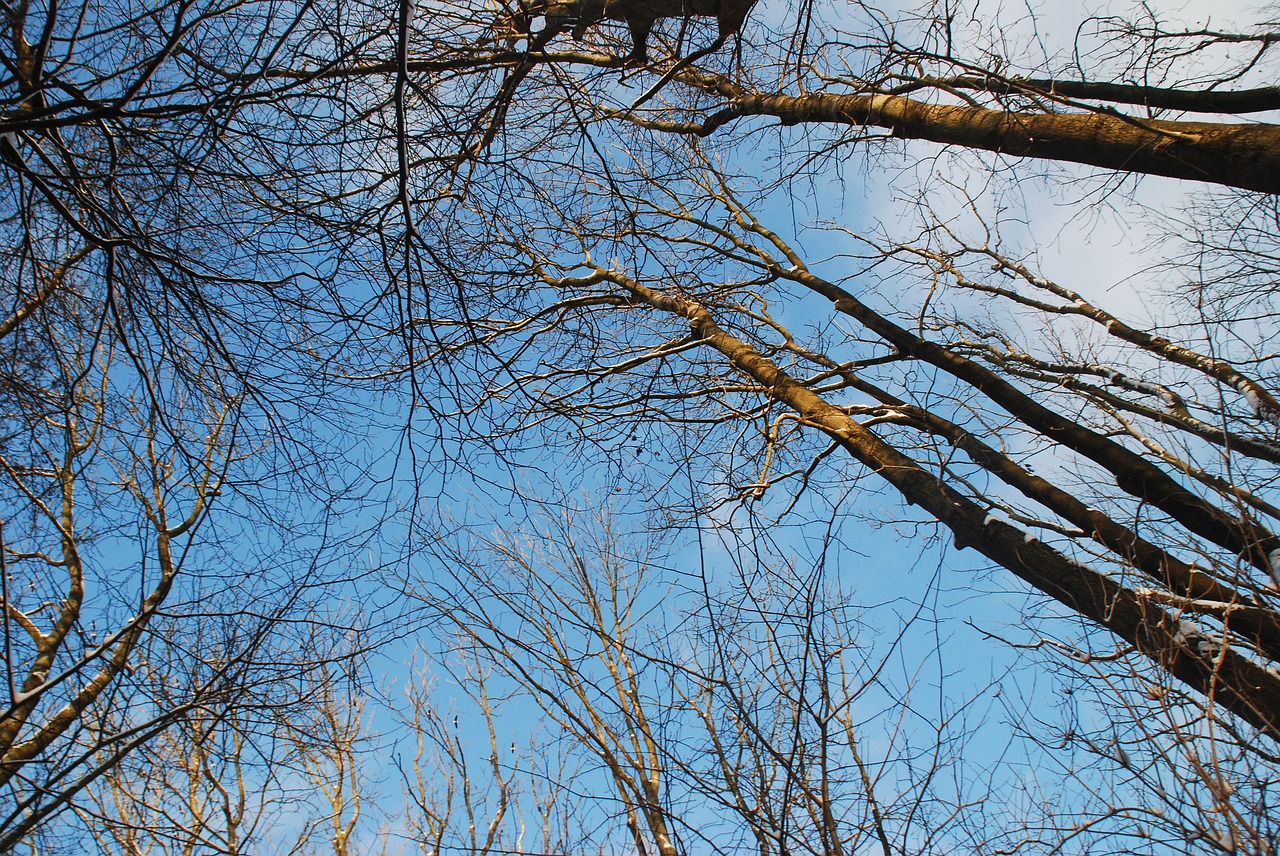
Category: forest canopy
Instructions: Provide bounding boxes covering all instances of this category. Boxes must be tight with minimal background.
[2,0,1280,852]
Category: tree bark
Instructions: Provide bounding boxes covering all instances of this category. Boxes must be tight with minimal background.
[695,91,1280,194]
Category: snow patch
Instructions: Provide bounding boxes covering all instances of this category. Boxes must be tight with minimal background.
[1242,386,1264,413]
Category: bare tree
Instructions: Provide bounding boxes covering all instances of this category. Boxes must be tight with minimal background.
[399,138,1280,731]
[6,0,1280,850]
[289,662,372,856]
[378,4,1280,844]
[0,0,403,845]
[78,688,307,856]
[406,508,1010,854]
[0,321,233,846]
[396,658,594,856]
[71,635,391,856]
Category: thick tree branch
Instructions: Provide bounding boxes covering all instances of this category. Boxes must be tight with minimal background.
[688,91,1280,194]
[598,268,1280,741]
[903,76,1280,115]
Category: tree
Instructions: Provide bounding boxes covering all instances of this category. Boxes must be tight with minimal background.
[387,1,1280,848]
[76,643,379,855]
[0,0,396,845]
[5,0,1280,850]
[419,510,983,855]
[396,655,589,856]
[382,0,1280,737]
[413,504,1280,854]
